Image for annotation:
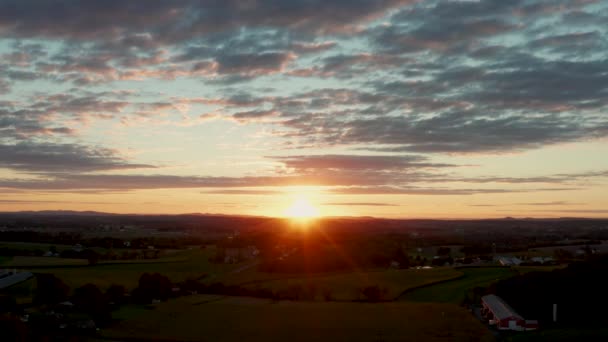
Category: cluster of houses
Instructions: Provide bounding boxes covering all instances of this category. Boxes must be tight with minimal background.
[223,245,259,263]
[495,256,554,266]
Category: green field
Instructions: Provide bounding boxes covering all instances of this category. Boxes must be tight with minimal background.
[399,267,516,303]
[0,256,11,265]
[505,328,608,341]
[3,256,89,267]
[225,267,462,301]
[104,295,495,342]
[0,241,72,252]
[21,248,241,290]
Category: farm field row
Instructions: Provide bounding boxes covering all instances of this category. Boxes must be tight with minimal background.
[399,267,516,303]
[14,248,239,290]
[104,295,495,342]
[224,267,463,301]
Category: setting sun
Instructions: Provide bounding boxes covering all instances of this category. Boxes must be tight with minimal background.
[284,197,320,219]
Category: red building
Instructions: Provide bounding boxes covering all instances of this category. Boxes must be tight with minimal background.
[481,294,538,331]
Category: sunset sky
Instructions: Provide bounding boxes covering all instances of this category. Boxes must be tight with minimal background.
[1,0,607,218]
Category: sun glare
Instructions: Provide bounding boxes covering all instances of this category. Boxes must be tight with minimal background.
[284,197,320,219]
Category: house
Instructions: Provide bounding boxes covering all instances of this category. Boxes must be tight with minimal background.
[481,294,538,331]
[223,246,260,263]
[496,256,522,266]
[530,256,553,264]
[224,248,241,263]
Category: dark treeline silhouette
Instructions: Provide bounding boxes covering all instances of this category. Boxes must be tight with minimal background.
[0,231,205,251]
[491,255,608,326]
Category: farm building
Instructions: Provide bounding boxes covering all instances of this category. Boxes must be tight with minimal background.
[481,294,538,331]
[495,256,522,266]
[0,270,33,289]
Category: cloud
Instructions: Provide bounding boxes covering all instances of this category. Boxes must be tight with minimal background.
[323,186,574,195]
[323,202,399,206]
[516,201,584,206]
[232,110,279,122]
[202,189,283,195]
[216,52,296,76]
[270,154,455,171]
[0,1,417,41]
[0,143,154,173]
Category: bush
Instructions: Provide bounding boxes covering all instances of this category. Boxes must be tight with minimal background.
[359,285,388,302]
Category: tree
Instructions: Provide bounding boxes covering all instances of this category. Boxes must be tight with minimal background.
[437,246,451,256]
[554,248,573,262]
[0,316,27,342]
[0,296,18,314]
[105,284,127,305]
[33,273,69,306]
[393,247,410,269]
[132,273,172,304]
[73,283,111,324]
[360,285,388,302]
[83,249,100,265]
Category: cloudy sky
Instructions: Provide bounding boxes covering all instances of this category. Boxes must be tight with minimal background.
[1,0,607,218]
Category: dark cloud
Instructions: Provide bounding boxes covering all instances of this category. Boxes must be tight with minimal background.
[0,0,415,41]
[216,52,296,76]
[323,186,574,196]
[0,143,154,173]
[0,93,129,140]
[516,201,584,206]
[271,154,455,171]
[232,110,278,122]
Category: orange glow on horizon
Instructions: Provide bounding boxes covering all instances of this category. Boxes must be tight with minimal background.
[284,197,321,221]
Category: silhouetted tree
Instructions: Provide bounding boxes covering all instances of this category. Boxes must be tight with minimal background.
[33,273,69,306]
[437,246,451,256]
[360,285,388,302]
[393,247,409,269]
[0,296,18,314]
[132,273,172,304]
[105,284,127,305]
[0,316,27,342]
[73,283,111,324]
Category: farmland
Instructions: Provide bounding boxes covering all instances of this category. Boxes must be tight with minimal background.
[225,267,462,301]
[8,247,241,290]
[399,267,516,303]
[104,295,495,342]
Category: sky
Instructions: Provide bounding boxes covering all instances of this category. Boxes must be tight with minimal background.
[1,0,608,218]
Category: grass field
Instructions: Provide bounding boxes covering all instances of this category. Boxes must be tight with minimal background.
[0,256,11,265]
[505,328,608,341]
[0,241,72,252]
[104,295,495,342]
[224,267,462,301]
[26,248,240,290]
[3,256,89,267]
[399,267,516,303]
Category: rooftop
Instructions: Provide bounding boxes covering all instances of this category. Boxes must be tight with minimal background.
[482,294,523,321]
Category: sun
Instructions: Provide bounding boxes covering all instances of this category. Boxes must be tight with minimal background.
[284,197,320,219]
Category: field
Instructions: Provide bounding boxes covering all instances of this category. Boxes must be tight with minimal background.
[0,241,73,251]
[3,256,89,267]
[399,267,516,303]
[505,328,608,341]
[223,267,462,301]
[103,295,495,342]
[13,247,241,290]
